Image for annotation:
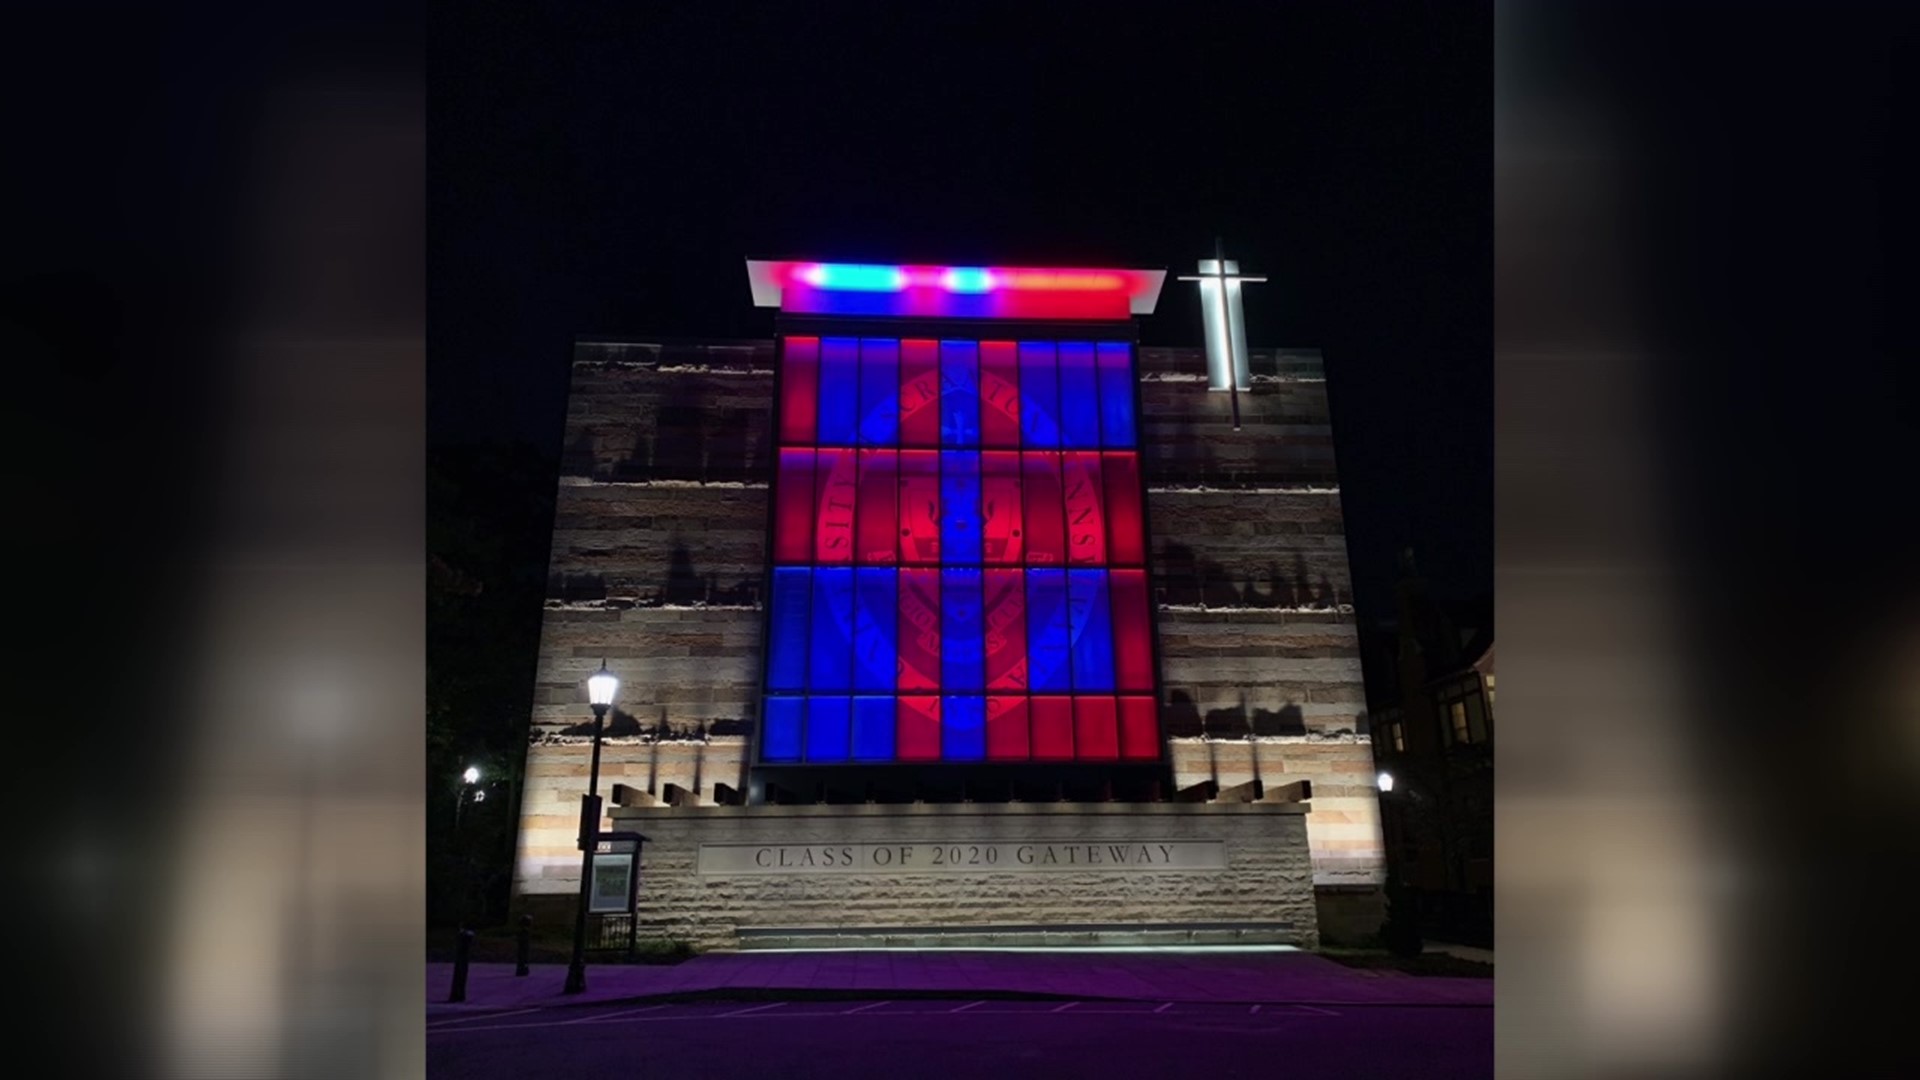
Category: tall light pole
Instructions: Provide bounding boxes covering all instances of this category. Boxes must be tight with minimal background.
[1374,769,1424,956]
[455,765,482,929]
[563,660,619,994]
[456,765,481,831]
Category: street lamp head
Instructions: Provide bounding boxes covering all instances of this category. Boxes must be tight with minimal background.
[1376,771,1395,794]
[462,765,481,785]
[587,660,620,709]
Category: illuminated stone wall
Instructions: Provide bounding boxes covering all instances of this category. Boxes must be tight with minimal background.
[514,339,1383,927]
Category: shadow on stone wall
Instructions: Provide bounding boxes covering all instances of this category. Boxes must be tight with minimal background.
[548,545,761,607]
[557,708,746,745]
[1142,383,1338,487]
[1205,699,1307,739]
[592,368,768,484]
[1164,692,1306,740]
[554,572,607,602]
[1157,544,1341,608]
[654,543,760,607]
[557,708,642,739]
[1166,691,1203,738]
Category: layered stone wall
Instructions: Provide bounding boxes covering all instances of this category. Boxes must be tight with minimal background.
[521,802,1316,951]
[514,339,1383,915]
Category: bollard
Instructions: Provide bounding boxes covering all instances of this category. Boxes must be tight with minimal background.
[448,928,475,1002]
[515,914,532,976]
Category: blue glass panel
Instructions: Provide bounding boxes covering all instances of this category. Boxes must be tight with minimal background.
[1067,569,1116,691]
[852,696,897,761]
[853,567,897,692]
[818,337,860,444]
[940,451,982,564]
[1096,342,1136,447]
[1026,568,1072,692]
[942,695,986,761]
[857,338,899,446]
[809,567,854,691]
[941,568,984,691]
[762,698,803,762]
[806,696,851,762]
[767,567,812,691]
[939,341,980,446]
[1057,342,1101,448]
[1018,342,1060,447]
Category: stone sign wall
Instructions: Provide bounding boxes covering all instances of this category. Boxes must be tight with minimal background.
[514,803,1315,950]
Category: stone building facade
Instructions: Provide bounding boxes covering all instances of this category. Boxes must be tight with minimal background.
[514,337,1385,944]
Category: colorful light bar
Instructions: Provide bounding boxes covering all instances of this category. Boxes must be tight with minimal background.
[745,260,1166,320]
[797,263,909,291]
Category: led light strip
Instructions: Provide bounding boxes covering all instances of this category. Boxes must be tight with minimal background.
[792,264,1130,294]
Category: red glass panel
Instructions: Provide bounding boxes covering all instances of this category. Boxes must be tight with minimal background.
[897,696,941,760]
[1063,451,1107,565]
[1118,696,1159,760]
[780,336,819,443]
[855,449,898,565]
[978,340,1022,448]
[1108,569,1154,691]
[897,450,941,565]
[986,696,1029,760]
[773,448,815,563]
[1030,696,1074,759]
[1102,451,1145,566]
[981,451,1023,566]
[812,447,857,564]
[899,339,940,447]
[1021,451,1065,565]
[983,569,1028,690]
[897,569,941,691]
[1073,696,1119,760]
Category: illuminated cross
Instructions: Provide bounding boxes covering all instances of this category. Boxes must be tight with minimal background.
[1177,239,1266,430]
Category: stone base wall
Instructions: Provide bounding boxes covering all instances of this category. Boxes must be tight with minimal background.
[1313,885,1388,946]
[522,802,1316,951]
[514,734,1382,895]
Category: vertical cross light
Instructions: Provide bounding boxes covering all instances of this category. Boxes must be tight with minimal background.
[1178,241,1266,430]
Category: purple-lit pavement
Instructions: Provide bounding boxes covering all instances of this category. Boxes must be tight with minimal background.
[427,948,1491,1017]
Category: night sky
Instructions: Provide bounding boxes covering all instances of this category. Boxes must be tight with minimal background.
[429,3,1490,640]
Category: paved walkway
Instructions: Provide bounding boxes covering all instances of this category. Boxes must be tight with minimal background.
[428,948,1491,1016]
[1425,941,1495,964]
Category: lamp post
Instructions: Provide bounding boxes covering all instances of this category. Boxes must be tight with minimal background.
[563,660,619,994]
[454,765,483,929]
[456,765,481,831]
[1374,769,1419,955]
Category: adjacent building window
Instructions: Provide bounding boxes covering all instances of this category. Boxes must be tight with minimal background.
[762,336,1159,765]
[1438,694,1491,747]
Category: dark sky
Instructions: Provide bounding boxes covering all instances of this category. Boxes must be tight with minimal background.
[429,2,1490,629]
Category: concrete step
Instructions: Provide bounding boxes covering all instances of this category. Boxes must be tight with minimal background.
[734,921,1301,950]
